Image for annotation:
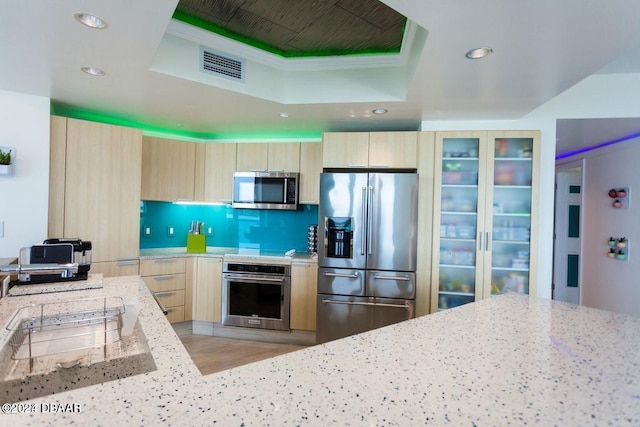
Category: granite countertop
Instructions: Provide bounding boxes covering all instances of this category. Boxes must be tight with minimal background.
[6,285,640,426]
[140,246,318,262]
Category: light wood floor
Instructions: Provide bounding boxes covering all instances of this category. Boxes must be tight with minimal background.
[173,323,309,375]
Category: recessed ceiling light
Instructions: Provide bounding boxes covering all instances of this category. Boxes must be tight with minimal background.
[81,67,105,76]
[465,47,493,60]
[74,13,107,29]
[279,112,289,118]
[372,108,388,115]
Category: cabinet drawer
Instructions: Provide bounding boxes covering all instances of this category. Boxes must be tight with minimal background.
[140,258,186,276]
[143,273,186,292]
[91,259,139,278]
[165,305,185,323]
[153,289,185,308]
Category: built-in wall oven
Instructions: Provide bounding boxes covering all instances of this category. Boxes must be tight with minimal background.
[221,262,291,331]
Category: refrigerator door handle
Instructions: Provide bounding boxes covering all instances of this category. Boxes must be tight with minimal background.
[323,271,359,279]
[367,185,374,255]
[361,186,367,255]
[372,274,410,281]
[321,299,413,311]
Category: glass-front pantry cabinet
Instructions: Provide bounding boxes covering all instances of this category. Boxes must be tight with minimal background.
[430,131,540,312]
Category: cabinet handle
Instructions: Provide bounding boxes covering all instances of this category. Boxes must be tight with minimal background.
[117,261,139,266]
[155,291,176,297]
[292,263,311,267]
[478,232,484,251]
[153,275,176,281]
[485,232,491,252]
[204,258,222,263]
[369,164,389,168]
[154,259,176,264]
[116,257,138,262]
[348,164,367,168]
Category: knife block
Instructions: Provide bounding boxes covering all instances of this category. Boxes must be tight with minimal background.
[186,234,206,253]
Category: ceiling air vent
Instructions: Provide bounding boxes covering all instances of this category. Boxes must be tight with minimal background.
[200,46,245,83]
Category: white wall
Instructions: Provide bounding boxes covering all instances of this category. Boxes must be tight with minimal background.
[565,140,640,317]
[0,90,50,257]
[421,119,556,300]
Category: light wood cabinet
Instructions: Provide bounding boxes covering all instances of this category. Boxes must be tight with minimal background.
[141,136,196,201]
[236,143,269,171]
[48,117,142,273]
[322,132,369,168]
[415,131,436,317]
[369,132,418,168]
[268,142,301,172]
[141,258,187,323]
[192,257,223,323]
[430,130,540,313]
[299,142,322,204]
[197,143,237,203]
[90,259,140,278]
[236,142,301,172]
[290,262,318,331]
[322,131,418,169]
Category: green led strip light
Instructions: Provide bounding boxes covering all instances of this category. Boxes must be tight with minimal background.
[172,10,404,58]
[51,103,322,142]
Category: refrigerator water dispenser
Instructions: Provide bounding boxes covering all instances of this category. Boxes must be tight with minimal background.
[325,217,353,258]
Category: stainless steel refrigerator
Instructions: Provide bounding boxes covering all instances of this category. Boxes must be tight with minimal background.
[316,172,419,344]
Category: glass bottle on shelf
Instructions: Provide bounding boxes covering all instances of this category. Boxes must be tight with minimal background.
[489,137,534,296]
[436,136,481,311]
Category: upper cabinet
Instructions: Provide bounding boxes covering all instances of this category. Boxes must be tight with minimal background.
[49,117,142,272]
[322,131,418,168]
[196,143,237,204]
[141,136,196,202]
[322,132,369,168]
[299,142,322,204]
[236,142,300,172]
[430,130,540,313]
[368,132,418,168]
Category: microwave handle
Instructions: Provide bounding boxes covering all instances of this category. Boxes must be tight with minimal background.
[284,178,288,203]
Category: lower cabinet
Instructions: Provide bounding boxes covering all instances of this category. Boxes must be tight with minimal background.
[90,258,140,278]
[192,257,223,323]
[290,262,318,331]
[141,258,187,323]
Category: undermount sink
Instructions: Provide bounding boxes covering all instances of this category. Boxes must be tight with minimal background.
[0,297,157,403]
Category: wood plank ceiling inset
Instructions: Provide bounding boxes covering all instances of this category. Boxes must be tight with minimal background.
[174,0,407,57]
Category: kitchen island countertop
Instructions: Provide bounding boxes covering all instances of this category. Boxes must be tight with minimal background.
[7,278,640,426]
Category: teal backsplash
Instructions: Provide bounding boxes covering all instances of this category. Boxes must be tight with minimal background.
[140,201,318,252]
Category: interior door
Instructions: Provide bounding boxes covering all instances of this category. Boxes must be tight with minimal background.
[553,166,583,304]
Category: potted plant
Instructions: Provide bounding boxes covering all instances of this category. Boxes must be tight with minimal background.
[608,188,618,198]
[607,248,617,258]
[616,249,627,260]
[612,199,623,208]
[616,237,628,248]
[608,237,617,247]
[0,147,13,176]
[617,188,627,198]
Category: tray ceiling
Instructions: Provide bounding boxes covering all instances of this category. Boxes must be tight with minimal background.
[174,0,406,57]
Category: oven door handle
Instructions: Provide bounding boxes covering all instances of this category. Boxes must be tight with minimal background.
[224,275,286,283]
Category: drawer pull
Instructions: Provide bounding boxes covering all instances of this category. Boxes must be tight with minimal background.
[153,275,175,281]
[117,261,139,266]
[154,259,176,264]
[154,291,176,297]
[116,257,138,262]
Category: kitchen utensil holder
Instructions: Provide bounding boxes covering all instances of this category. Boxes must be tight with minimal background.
[187,234,206,253]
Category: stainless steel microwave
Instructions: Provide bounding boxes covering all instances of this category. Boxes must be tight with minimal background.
[232,171,299,210]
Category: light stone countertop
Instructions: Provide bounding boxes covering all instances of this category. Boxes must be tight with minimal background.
[5,280,640,426]
[140,246,318,263]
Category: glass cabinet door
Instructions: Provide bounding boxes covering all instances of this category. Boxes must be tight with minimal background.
[433,134,486,311]
[485,134,536,297]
